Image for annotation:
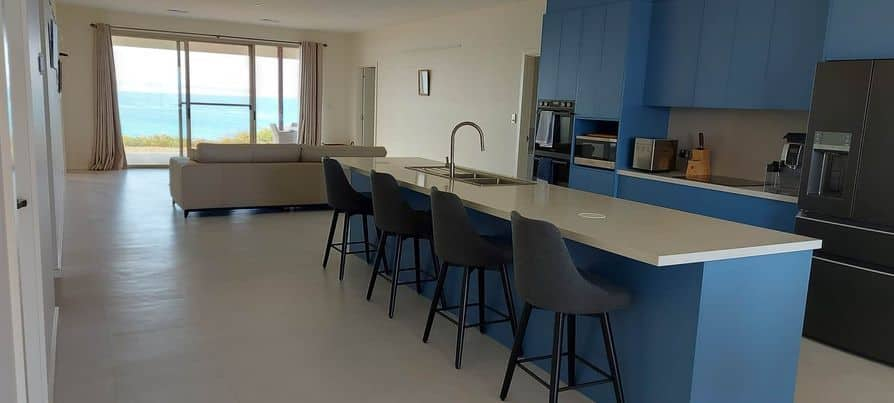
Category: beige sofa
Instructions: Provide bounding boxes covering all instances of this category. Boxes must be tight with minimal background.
[169,143,386,217]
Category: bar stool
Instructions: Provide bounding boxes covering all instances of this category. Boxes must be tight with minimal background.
[500,211,631,403]
[321,158,376,280]
[365,171,441,318]
[423,187,518,369]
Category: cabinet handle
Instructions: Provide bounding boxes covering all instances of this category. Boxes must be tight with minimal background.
[813,256,894,278]
[797,214,894,236]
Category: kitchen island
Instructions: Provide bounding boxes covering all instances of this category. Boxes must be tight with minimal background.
[335,157,821,403]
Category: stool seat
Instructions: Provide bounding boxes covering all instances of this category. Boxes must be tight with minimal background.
[568,270,631,315]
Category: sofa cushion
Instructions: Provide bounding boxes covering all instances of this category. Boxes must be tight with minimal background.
[300,145,387,163]
[193,143,302,163]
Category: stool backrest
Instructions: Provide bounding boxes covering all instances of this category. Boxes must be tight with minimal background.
[510,211,595,311]
[430,187,483,264]
[370,170,418,235]
[322,158,365,211]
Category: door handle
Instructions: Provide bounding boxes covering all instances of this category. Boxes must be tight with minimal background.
[16,199,27,210]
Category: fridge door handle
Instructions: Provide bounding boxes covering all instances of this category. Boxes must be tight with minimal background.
[813,256,894,278]
[797,213,894,236]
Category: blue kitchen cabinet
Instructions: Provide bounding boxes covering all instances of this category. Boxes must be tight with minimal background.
[556,11,584,100]
[825,0,894,60]
[537,12,563,100]
[617,175,799,232]
[569,166,616,196]
[574,1,631,120]
[765,0,828,110]
[574,7,606,117]
[645,0,827,110]
[692,0,736,107]
[643,0,704,107]
[537,10,584,101]
[726,0,775,109]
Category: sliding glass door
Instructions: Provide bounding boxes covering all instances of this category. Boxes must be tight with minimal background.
[184,41,252,147]
[112,34,300,165]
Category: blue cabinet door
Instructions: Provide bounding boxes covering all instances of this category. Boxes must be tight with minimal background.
[725,0,774,108]
[692,0,736,107]
[644,0,705,107]
[595,1,631,119]
[556,11,584,100]
[537,13,563,100]
[575,6,606,118]
[764,0,828,110]
[569,166,615,196]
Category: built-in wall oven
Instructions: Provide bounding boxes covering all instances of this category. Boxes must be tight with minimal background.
[529,100,574,185]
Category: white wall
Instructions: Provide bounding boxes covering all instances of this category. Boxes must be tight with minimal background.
[666,108,809,181]
[349,0,545,176]
[56,4,354,170]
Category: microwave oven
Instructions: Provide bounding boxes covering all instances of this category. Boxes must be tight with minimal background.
[574,135,617,170]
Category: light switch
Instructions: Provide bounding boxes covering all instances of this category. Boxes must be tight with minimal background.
[510,113,518,124]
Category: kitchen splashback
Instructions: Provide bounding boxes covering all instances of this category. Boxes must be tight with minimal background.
[666,108,809,182]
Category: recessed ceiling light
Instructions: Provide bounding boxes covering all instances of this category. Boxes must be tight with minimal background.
[255,2,264,6]
[166,9,189,14]
[260,18,280,23]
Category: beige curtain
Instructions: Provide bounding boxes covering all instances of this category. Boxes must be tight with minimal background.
[298,41,322,145]
[90,23,127,170]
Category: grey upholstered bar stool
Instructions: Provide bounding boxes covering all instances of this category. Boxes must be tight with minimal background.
[423,187,519,369]
[321,158,376,280]
[365,171,441,318]
[501,211,631,403]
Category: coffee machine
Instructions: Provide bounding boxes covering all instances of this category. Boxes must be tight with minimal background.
[765,132,806,196]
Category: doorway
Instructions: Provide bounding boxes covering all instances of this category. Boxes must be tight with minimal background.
[360,66,377,147]
[516,54,540,179]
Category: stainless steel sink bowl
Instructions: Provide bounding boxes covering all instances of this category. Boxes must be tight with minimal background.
[405,165,535,187]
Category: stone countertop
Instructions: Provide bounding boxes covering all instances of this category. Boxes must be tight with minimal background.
[335,157,820,267]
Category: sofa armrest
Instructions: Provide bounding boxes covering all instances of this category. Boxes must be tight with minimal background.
[169,157,193,207]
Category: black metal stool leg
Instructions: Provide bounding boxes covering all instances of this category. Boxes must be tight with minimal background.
[338,213,351,281]
[477,268,487,334]
[601,313,626,403]
[549,313,566,403]
[362,214,371,262]
[498,265,518,336]
[500,303,533,400]
[455,267,472,369]
[423,262,449,343]
[567,314,577,387]
[413,237,422,294]
[323,210,339,268]
[428,239,447,309]
[366,232,388,301]
[388,236,404,318]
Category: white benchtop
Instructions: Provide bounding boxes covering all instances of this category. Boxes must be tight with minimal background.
[335,157,820,267]
[617,169,799,204]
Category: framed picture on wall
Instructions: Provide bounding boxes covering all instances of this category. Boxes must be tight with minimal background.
[418,69,430,96]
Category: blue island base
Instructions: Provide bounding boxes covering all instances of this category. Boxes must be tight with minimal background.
[348,171,811,403]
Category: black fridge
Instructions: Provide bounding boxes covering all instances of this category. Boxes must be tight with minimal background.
[796,60,894,366]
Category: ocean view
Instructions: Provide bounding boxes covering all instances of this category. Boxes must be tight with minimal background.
[119,91,299,140]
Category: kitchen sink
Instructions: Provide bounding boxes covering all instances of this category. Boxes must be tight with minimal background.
[405,165,535,186]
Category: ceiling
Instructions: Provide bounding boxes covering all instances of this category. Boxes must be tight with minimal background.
[58,0,527,32]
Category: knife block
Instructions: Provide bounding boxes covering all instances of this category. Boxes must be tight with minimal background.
[685,149,711,178]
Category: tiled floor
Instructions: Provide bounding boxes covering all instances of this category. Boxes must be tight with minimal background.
[54,169,894,403]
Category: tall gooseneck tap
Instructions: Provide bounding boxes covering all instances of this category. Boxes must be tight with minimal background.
[449,121,486,180]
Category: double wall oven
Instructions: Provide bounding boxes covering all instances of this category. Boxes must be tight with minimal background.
[530,100,574,185]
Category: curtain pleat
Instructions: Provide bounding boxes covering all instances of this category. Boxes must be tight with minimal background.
[90,24,127,170]
[298,41,322,146]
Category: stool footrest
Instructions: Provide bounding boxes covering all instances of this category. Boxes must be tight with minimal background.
[330,240,378,255]
[434,304,511,328]
[514,353,615,393]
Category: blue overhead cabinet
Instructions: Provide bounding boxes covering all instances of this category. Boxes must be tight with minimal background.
[536,1,633,120]
[824,0,894,60]
[644,0,828,110]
